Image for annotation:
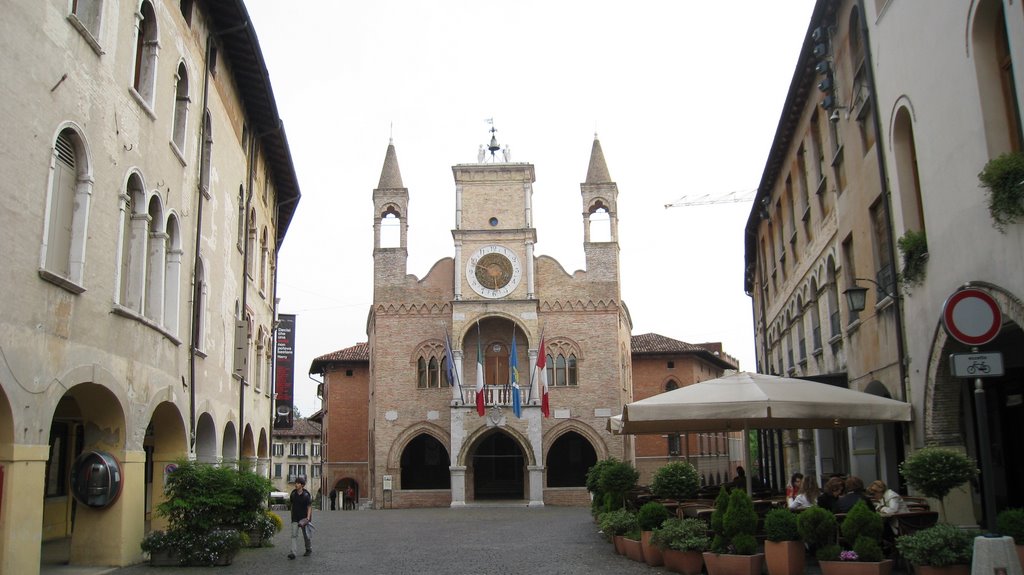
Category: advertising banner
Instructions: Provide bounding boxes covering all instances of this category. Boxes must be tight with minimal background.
[274,314,296,429]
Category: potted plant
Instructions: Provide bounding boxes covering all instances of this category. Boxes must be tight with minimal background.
[895,523,975,575]
[652,517,710,575]
[651,460,701,501]
[587,458,621,518]
[638,500,671,566]
[818,500,892,575]
[899,447,978,520]
[765,508,805,575]
[996,507,1024,568]
[141,460,271,566]
[798,505,839,565]
[599,507,638,556]
[704,487,764,575]
[978,151,1024,232]
[896,229,928,287]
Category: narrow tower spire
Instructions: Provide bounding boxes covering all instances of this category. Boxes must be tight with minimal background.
[585,133,612,184]
[378,138,404,189]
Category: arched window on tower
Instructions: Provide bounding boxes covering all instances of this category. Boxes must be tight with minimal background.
[588,204,611,242]
[380,207,401,248]
[171,62,189,155]
[132,1,159,108]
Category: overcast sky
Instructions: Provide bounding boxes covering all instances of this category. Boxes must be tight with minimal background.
[244,0,818,417]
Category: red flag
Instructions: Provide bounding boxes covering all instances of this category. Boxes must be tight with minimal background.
[537,336,549,417]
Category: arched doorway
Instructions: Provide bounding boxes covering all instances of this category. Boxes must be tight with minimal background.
[334,477,360,510]
[472,431,525,500]
[400,434,450,490]
[546,431,597,487]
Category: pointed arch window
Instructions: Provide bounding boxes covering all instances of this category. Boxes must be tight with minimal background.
[259,227,268,294]
[380,209,401,248]
[144,195,166,323]
[118,174,147,312]
[236,185,245,251]
[132,1,159,108]
[246,208,256,278]
[810,279,823,352]
[171,62,189,156]
[796,299,807,364]
[415,341,447,389]
[42,127,92,292]
[164,214,182,336]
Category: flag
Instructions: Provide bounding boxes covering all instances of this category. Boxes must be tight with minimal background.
[442,327,459,391]
[510,333,521,418]
[475,323,485,416]
[537,335,549,417]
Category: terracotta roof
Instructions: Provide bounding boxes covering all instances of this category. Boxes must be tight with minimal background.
[272,417,321,438]
[309,342,369,374]
[631,333,739,370]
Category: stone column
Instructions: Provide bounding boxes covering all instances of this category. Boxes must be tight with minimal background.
[527,465,545,507]
[0,444,48,575]
[450,466,467,507]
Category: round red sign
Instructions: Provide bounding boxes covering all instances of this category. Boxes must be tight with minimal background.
[942,288,1002,346]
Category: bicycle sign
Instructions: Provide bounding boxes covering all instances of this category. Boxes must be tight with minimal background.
[949,352,1004,378]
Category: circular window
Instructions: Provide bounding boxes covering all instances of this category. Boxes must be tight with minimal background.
[489,217,499,226]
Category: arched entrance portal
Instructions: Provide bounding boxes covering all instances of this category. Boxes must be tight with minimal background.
[546,431,597,487]
[334,477,360,510]
[400,434,451,490]
[472,431,525,500]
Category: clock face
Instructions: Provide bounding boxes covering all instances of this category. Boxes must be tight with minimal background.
[466,245,522,298]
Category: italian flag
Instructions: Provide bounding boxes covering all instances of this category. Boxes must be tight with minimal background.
[538,336,549,417]
[475,326,485,416]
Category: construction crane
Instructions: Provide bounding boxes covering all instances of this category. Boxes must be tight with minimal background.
[664,189,757,208]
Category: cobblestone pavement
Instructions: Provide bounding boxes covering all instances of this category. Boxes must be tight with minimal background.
[105,505,665,575]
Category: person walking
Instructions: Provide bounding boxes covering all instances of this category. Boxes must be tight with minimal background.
[288,476,313,559]
[329,487,338,511]
[345,485,356,510]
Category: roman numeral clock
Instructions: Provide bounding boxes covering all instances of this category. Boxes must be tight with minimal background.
[466,244,522,299]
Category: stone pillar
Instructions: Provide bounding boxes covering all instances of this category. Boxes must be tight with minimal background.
[527,465,545,507]
[450,465,467,507]
[452,349,465,404]
[0,444,48,575]
[70,449,146,567]
[525,241,535,299]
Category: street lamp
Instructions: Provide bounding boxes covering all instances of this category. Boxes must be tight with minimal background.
[843,277,896,313]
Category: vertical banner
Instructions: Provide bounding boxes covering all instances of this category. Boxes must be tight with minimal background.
[274,314,296,429]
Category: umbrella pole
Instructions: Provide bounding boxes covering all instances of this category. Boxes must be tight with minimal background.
[744,422,753,497]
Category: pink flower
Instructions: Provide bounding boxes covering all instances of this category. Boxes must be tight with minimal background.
[840,550,859,562]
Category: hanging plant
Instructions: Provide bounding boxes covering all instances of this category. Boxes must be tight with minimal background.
[978,151,1024,232]
[896,229,928,287]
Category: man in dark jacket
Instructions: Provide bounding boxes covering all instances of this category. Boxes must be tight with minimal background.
[834,475,873,513]
[288,476,313,559]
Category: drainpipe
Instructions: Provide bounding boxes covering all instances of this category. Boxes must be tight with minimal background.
[188,32,214,453]
[856,0,910,477]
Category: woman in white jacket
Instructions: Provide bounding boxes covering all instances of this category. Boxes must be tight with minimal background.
[867,480,909,516]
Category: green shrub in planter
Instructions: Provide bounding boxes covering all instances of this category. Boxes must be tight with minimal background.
[816,543,841,562]
[651,517,710,552]
[841,500,884,546]
[709,486,731,552]
[599,508,638,542]
[587,458,621,515]
[899,447,978,519]
[978,151,1024,232]
[996,507,1024,544]
[637,501,671,531]
[895,523,976,567]
[764,508,799,542]
[650,461,700,501]
[731,534,759,556]
[797,505,837,549]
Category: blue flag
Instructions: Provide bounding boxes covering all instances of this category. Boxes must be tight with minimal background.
[510,333,521,418]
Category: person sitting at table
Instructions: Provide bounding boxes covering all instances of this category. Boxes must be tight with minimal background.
[866,480,908,516]
[789,474,820,511]
[817,476,845,511]
[835,476,874,513]
[732,465,748,490]
[786,472,804,506]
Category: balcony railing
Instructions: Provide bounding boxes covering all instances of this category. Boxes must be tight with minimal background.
[456,384,529,408]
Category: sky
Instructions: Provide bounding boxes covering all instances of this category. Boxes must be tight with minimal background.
[244,1,818,417]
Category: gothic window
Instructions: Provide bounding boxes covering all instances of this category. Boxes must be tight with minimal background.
[826,258,841,338]
[254,327,264,392]
[796,298,807,364]
[118,173,147,312]
[893,107,926,234]
[164,214,181,335]
[588,205,611,242]
[42,127,92,290]
[144,195,165,323]
[973,0,1021,153]
[171,62,189,155]
[246,208,256,278]
[810,279,823,352]
[544,338,581,387]
[414,341,447,389]
[132,1,159,108]
[260,227,268,294]
[380,207,401,248]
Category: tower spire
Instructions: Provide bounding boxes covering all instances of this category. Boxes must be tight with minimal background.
[585,133,611,184]
[378,139,404,189]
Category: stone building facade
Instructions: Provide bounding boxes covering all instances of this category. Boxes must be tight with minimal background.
[311,138,742,509]
[0,1,299,572]
[745,0,1024,526]
[270,418,322,495]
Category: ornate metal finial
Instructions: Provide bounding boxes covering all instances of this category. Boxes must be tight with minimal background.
[479,118,511,163]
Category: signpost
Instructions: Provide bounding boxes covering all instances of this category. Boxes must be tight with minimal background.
[942,287,1002,529]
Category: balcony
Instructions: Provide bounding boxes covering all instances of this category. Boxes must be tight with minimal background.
[456,384,529,408]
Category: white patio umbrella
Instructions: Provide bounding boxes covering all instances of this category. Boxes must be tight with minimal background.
[609,371,913,494]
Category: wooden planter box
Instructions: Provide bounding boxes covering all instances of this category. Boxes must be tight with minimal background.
[765,540,806,575]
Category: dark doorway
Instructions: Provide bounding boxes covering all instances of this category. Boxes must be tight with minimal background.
[546,431,597,487]
[473,432,524,500]
[400,434,451,489]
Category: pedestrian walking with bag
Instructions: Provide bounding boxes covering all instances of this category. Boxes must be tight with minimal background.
[288,476,313,559]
